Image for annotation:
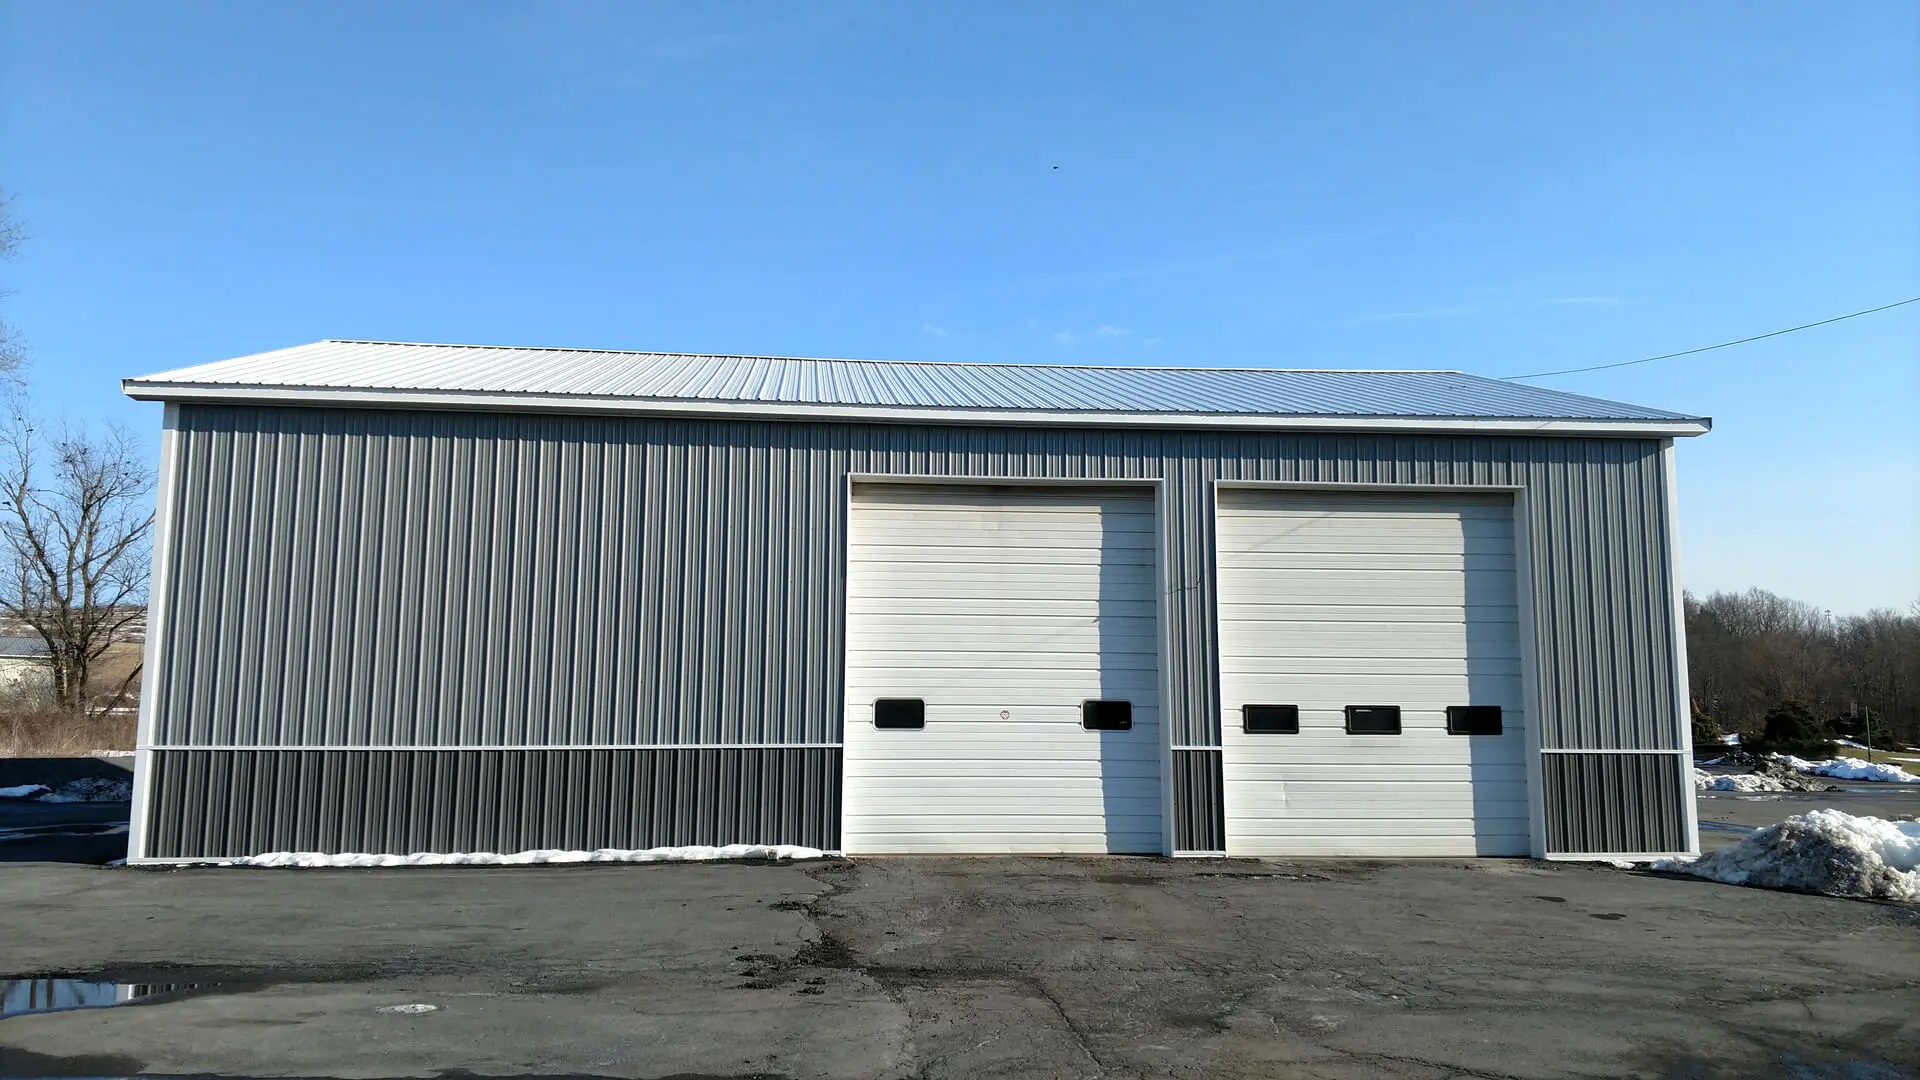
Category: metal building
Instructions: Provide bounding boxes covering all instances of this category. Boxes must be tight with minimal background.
[122,340,1710,863]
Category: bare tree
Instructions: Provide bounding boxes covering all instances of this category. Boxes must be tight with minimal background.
[0,417,154,714]
[1687,588,1920,748]
[0,192,27,376]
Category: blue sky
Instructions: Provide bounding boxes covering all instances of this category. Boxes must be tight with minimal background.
[2,2,1914,614]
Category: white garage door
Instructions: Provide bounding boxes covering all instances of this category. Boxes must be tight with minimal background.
[1217,489,1531,857]
[842,484,1163,854]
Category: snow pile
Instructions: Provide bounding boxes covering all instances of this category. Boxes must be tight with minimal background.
[0,777,132,802]
[38,777,133,802]
[230,843,829,868]
[1694,769,1791,793]
[1656,810,1920,903]
[1773,755,1920,784]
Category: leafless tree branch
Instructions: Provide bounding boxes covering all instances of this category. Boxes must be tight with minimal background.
[0,411,154,715]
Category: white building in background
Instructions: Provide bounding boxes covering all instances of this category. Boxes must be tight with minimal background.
[0,637,51,694]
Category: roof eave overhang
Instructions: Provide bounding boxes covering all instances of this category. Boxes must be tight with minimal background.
[121,382,1713,438]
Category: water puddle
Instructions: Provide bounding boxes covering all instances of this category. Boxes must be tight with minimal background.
[0,822,129,842]
[0,978,213,1019]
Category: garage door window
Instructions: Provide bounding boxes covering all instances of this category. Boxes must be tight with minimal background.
[873,698,926,730]
[1082,700,1132,731]
[1344,705,1401,735]
[1242,704,1299,734]
[1446,705,1502,735]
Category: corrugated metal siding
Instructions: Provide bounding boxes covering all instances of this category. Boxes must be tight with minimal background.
[128,340,1699,422]
[1540,753,1691,854]
[154,407,1681,752]
[145,748,840,858]
[1171,750,1225,852]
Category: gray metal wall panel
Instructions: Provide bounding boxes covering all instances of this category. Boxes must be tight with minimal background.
[1171,749,1225,852]
[144,748,841,858]
[1540,753,1691,854]
[154,406,1680,753]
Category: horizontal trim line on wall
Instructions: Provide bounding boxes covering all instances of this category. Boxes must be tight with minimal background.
[1543,851,1692,862]
[134,852,852,867]
[1539,748,1689,755]
[143,743,847,752]
[1170,745,1225,752]
[121,383,1710,438]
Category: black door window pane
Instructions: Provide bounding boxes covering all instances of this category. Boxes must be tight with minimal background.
[1446,705,1503,735]
[1345,705,1401,735]
[874,698,925,729]
[1242,704,1299,734]
[1082,700,1132,731]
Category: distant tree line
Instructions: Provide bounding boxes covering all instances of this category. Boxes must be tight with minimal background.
[1687,588,1919,750]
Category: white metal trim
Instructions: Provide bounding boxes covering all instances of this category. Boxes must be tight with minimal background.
[1153,476,1176,856]
[836,471,855,853]
[1662,439,1701,856]
[847,472,1160,487]
[1513,487,1548,859]
[1543,852,1692,863]
[1207,479,1238,854]
[127,851,850,869]
[1169,745,1224,752]
[145,743,847,752]
[123,383,1711,438]
[1215,480,1527,494]
[128,404,182,865]
[1538,748,1692,755]
[1171,850,1229,858]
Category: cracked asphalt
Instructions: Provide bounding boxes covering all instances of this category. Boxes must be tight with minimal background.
[2,855,1917,1079]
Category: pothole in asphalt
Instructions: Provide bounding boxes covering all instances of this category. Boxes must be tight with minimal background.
[0,978,218,1019]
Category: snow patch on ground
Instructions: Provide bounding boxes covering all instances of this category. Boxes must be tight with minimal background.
[229,843,829,868]
[375,1003,440,1015]
[38,777,134,802]
[0,772,131,799]
[1655,810,1920,903]
[1693,769,1791,793]
[1773,755,1920,784]
[0,777,132,802]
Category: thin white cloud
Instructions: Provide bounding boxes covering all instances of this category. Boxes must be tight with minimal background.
[922,324,948,337]
[1052,331,1080,344]
[1094,325,1130,337]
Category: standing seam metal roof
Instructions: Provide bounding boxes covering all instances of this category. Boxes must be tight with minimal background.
[124,339,1705,423]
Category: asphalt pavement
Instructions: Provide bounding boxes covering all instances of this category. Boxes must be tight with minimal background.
[2,850,1916,1079]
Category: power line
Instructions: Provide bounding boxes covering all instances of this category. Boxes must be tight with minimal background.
[1501,296,1920,380]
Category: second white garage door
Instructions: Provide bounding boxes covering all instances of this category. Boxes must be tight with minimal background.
[842,484,1163,855]
[1217,489,1532,857]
